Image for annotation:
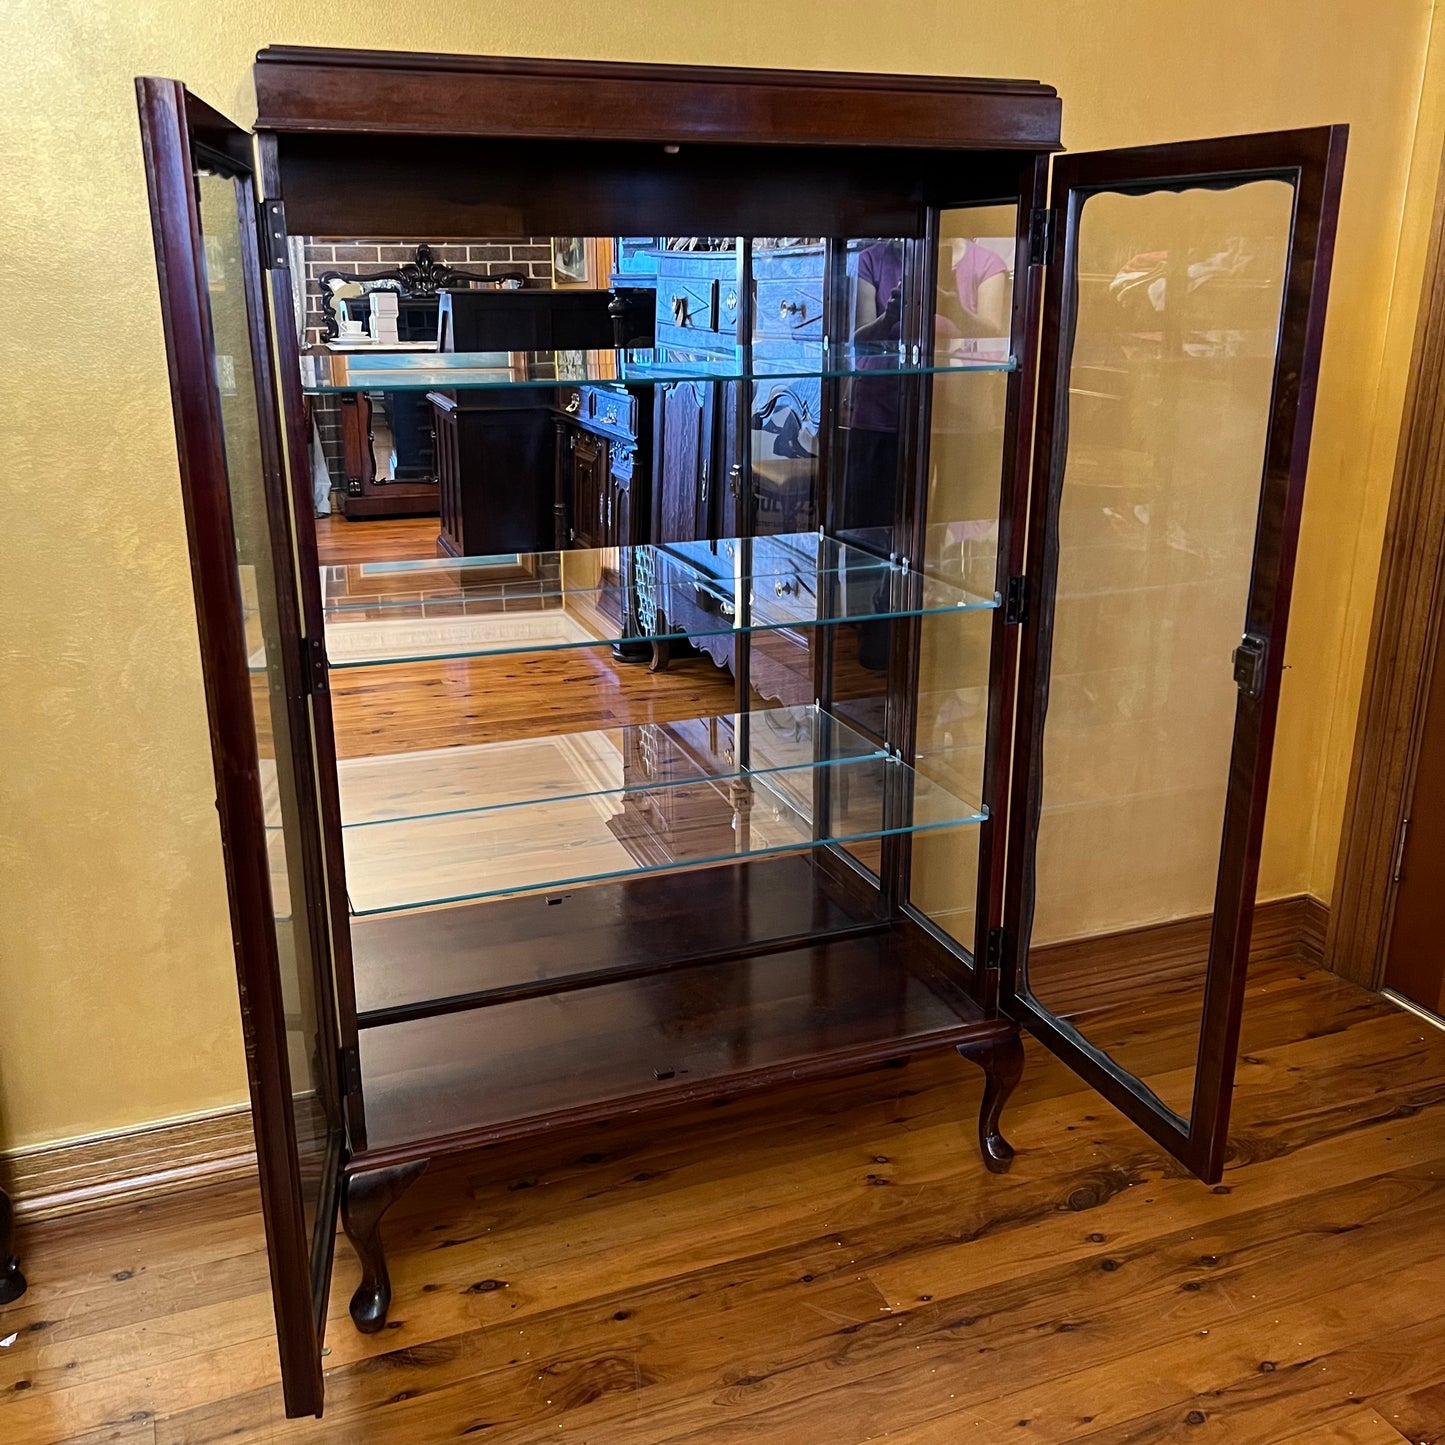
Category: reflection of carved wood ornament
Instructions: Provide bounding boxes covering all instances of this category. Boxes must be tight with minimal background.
[317,244,525,338]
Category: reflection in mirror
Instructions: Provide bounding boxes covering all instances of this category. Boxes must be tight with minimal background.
[908,205,1016,955]
[1020,180,1295,1120]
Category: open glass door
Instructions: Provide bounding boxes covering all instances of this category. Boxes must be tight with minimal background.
[1005,129,1347,1182]
[137,78,344,1416]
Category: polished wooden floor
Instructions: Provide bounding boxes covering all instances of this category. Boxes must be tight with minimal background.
[3,952,1444,1445]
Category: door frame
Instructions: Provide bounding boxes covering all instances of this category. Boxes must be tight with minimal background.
[1328,139,1445,989]
[136,76,340,1418]
[1002,128,1348,1183]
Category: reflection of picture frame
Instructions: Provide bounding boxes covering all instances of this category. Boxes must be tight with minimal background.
[551,237,597,288]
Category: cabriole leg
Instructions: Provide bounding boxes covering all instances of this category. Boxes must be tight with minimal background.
[0,1186,24,1304]
[956,1029,1025,1174]
[342,1160,427,1333]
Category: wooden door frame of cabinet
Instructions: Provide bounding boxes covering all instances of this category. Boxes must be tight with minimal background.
[1328,139,1445,989]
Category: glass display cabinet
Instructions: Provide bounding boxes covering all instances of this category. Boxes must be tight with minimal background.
[135,49,1345,1417]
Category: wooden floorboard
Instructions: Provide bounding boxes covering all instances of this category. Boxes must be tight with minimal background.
[0,958,1440,1444]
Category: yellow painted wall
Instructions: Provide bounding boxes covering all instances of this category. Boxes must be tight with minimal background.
[1,0,1440,1150]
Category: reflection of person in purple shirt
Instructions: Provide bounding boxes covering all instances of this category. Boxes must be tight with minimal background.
[842,238,1010,533]
[851,239,1010,431]
[841,238,1010,668]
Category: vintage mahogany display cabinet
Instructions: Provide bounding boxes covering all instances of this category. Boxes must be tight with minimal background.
[135,47,1345,1415]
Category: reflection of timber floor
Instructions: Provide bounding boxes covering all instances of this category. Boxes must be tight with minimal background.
[7,942,1444,1443]
[317,516,739,758]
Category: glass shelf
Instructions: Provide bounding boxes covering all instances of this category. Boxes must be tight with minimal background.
[337,704,883,827]
[299,342,1017,393]
[334,706,986,916]
[318,532,997,670]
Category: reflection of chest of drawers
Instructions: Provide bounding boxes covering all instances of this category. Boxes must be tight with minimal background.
[608,717,740,868]
[557,383,651,627]
[653,251,741,349]
[650,534,818,706]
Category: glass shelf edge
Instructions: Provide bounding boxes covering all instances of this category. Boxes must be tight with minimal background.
[300,346,1018,394]
[347,809,988,919]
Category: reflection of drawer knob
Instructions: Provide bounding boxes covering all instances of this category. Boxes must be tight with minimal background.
[727,463,741,497]
[775,579,796,597]
[779,299,808,321]
[671,295,689,325]
[725,290,738,310]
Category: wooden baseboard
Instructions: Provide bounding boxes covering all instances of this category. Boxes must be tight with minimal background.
[4,1105,257,1222]
[0,897,1330,1223]
[1256,893,1330,968]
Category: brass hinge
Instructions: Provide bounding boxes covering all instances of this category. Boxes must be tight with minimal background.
[1028,207,1057,267]
[257,198,288,270]
[338,1045,362,1097]
[1004,575,1029,626]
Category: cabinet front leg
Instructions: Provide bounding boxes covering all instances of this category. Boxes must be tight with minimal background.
[342,1160,427,1333]
[649,639,672,672]
[0,1187,24,1304]
[956,1030,1025,1174]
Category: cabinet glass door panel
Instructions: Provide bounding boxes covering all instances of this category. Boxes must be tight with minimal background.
[1007,130,1346,1181]
[137,78,344,1418]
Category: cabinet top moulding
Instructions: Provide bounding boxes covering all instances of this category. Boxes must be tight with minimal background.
[250,46,1063,150]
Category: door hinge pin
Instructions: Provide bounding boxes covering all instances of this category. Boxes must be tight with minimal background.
[1004,575,1029,625]
[985,926,1005,975]
[302,635,329,695]
[258,198,288,270]
[1029,207,1057,267]
[339,1045,362,1097]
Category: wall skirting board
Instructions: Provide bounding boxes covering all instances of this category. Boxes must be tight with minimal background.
[1,895,1330,1222]
[4,1104,257,1222]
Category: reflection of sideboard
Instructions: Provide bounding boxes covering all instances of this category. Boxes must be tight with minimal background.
[336,385,441,520]
[0,1186,23,1304]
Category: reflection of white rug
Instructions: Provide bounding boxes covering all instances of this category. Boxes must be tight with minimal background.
[324,609,599,665]
[340,731,629,914]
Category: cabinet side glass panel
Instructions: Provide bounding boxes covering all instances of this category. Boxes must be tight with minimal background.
[825,237,910,883]
[1020,180,1294,1121]
[908,205,1016,955]
[200,171,331,1242]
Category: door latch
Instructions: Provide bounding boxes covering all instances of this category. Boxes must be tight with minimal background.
[1232,633,1267,699]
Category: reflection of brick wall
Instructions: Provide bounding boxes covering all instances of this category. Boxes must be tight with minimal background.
[304,239,554,491]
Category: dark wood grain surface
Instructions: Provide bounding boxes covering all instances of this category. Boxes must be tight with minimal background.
[253,47,1062,150]
[1,956,1437,1445]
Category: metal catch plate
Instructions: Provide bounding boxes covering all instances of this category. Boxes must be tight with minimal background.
[1232,633,1268,698]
